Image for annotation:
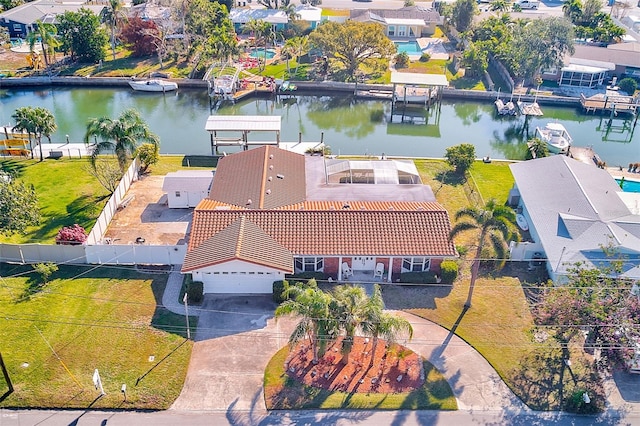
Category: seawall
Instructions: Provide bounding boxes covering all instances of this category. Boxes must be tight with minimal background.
[0,76,581,107]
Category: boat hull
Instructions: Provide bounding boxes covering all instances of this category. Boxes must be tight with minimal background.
[129,80,178,92]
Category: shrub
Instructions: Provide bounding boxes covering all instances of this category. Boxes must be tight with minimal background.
[187,280,203,303]
[439,260,459,284]
[445,143,476,175]
[618,77,638,96]
[419,53,431,62]
[456,245,469,256]
[55,224,87,245]
[285,271,328,281]
[136,143,160,174]
[273,279,289,303]
[395,52,410,68]
[33,262,58,285]
[400,271,440,284]
[564,389,604,414]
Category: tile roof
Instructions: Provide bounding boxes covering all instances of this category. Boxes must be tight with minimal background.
[183,216,293,272]
[350,6,441,23]
[207,146,306,209]
[187,208,456,258]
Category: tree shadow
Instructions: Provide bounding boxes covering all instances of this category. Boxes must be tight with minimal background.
[434,170,466,186]
[432,305,469,360]
[14,274,46,302]
[0,159,28,178]
[381,284,453,310]
[150,276,197,339]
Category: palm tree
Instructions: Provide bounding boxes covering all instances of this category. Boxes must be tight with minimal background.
[360,285,413,365]
[562,0,583,22]
[244,19,271,72]
[449,199,519,308]
[27,21,60,68]
[290,35,309,76]
[84,109,159,173]
[333,285,369,364]
[11,107,37,159]
[11,106,56,162]
[490,0,509,14]
[526,137,549,159]
[104,0,127,60]
[275,281,340,362]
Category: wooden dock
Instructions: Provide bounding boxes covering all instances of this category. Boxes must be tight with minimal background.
[517,101,544,116]
[580,93,638,115]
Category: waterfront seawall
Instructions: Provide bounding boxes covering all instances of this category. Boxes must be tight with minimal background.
[0,76,581,107]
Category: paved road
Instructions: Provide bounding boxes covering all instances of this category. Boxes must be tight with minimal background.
[2,408,639,425]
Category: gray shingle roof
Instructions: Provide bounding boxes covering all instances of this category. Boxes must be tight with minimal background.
[0,0,104,25]
[510,155,640,278]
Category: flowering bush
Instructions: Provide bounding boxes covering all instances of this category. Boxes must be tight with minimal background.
[56,224,88,245]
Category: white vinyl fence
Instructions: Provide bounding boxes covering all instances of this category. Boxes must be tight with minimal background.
[86,158,139,245]
[0,243,87,264]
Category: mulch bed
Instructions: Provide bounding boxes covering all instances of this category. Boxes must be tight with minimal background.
[284,336,424,394]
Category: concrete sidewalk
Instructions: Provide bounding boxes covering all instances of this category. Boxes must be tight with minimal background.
[161,268,202,317]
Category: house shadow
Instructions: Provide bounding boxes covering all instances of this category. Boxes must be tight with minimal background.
[381,284,453,310]
[194,294,278,342]
[139,201,193,224]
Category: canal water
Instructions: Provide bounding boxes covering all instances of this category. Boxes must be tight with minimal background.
[1,87,638,166]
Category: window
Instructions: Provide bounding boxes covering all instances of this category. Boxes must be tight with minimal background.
[388,25,395,36]
[398,26,406,37]
[294,257,324,272]
[175,191,181,197]
[402,257,431,272]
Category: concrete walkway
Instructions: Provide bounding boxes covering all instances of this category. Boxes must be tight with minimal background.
[162,268,202,317]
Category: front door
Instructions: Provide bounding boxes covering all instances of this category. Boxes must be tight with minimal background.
[352,256,375,271]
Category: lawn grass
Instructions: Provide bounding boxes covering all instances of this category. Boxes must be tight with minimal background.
[0,156,213,244]
[264,346,457,410]
[468,160,516,205]
[0,263,195,409]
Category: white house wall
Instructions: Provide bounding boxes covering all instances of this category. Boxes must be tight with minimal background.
[192,259,286,294]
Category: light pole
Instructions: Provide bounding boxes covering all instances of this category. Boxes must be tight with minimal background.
[183,293,191,339]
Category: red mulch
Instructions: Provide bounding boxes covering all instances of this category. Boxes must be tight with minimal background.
[284,336,424,394]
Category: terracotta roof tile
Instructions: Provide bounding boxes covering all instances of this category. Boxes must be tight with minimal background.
[187,209,456,257]
[183,216,293,272]
[207,146,305,209]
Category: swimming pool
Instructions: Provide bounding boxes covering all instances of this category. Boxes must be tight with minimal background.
[616,178,640,193]
[248,48,276,59]
[394,41,421,54]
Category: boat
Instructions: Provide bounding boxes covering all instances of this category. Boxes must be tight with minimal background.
[495,99,517,116]
[128,79,178,92]
[516,213,529,231]
[535,122,573,154]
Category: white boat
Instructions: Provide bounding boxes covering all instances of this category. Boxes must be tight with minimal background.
[495,99,517,116]
[516,214,529,231]
[535,122,573,154]
[128,79,178,92]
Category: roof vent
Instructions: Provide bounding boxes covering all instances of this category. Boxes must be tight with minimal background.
[269,165,274,170]
[277,174,284,179]
[266,189,271,195]
[268,176,272,181]
[246,199,252,205]
[330,206,336,210]
[342,203,350,209]
[389,206,395,211]
[360,206,366,210]
[269,154,274,159]
[417,206,424,211]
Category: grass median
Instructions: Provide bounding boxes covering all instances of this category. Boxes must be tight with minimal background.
[0,263,196,409]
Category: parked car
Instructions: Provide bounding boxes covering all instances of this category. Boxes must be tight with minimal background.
[516,0,539,9]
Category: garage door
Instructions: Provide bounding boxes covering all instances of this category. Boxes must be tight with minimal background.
[202,274,274,294]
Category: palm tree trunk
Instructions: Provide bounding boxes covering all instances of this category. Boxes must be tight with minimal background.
[37,135,43,162]
[465,236,485,308]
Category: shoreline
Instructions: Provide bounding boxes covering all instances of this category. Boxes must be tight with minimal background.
[0,76,583,107]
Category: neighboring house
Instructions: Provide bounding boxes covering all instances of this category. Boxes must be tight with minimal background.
[0,0,105,38]
[295,4,322,30]
[182,146,456,294]
[229,7,289,33]
[128,2,171,23]
[542,43,640,85]
[162,170,214,209]
[509,155,640,282]
[350,6,443,38]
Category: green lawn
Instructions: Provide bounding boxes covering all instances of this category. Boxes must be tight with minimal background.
[0,264,195,409]
[408,158,603,410]
[0,156,213,244]
[468,160,516,205]
[264,347,457,410]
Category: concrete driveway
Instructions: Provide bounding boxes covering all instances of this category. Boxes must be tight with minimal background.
[170,295,296,412]
[170,295,526,413]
